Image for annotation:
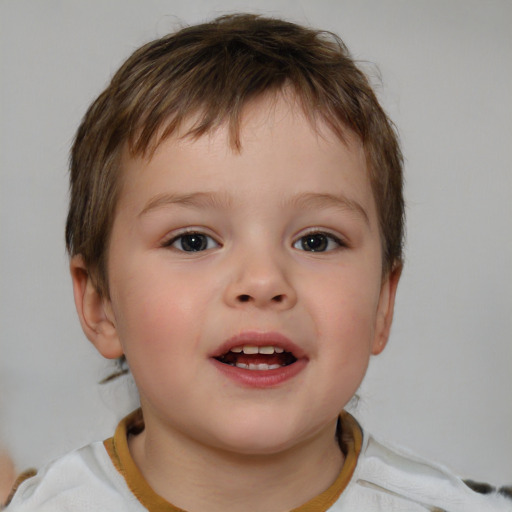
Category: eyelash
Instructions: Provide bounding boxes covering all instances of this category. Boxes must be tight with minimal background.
[292,230,347,253]
[161,229,347,253]
[161,230,220,252]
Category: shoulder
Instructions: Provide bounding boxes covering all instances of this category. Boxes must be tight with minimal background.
[4,442,144,512]
[336,427,512,512]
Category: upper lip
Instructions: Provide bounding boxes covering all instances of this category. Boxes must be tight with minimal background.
[211,331,306,359]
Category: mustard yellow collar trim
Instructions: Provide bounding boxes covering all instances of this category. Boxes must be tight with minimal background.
[104,409,362,512]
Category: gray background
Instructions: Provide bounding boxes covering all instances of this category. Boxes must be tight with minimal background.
[1,0,511,485]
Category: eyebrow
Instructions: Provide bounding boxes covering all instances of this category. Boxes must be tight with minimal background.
[138,191,233,217]
[139,190,369,225]
[287,192,370,225]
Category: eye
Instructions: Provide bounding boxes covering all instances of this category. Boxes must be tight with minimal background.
[166,232,219,252]
[293,232,344,252]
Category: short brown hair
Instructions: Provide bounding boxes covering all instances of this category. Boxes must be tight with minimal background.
[66,13,404,297]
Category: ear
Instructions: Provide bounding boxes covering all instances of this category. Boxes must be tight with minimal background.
[70,255,124,359]
[371,264,402,356]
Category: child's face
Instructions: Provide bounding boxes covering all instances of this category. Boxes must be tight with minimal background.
[79,95,399,455]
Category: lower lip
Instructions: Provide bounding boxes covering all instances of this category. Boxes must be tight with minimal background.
[211,358,307,388]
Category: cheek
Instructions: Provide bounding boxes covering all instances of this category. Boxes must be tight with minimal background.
[110,264,199,351]
[312,272,381,341]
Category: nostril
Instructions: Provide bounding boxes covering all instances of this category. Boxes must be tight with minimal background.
[234,293,287,304]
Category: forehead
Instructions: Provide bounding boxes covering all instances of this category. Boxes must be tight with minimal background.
[127,90,362,167]
[117,94,374,218]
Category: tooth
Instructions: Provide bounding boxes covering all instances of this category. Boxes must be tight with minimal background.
[274,347,284,353]
[234,362,283,371]
[243,345,258,354]
[230,346,243,353]
[259,346,275,354]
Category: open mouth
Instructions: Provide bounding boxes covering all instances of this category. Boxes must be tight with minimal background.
[215,345,297,371]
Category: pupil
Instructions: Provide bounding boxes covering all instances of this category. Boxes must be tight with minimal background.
[182,234,207,251]
[302,234,327,252]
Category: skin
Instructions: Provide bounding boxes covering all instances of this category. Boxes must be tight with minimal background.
[71,94,400,512]
[0,450,15,505]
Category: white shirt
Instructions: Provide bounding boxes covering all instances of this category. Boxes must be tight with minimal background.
[6,411,511,511]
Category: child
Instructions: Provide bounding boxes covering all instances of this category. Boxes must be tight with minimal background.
[5,13,511,512]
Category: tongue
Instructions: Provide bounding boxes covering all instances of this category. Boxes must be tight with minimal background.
[234,354,286,366]
[220,352,290,366]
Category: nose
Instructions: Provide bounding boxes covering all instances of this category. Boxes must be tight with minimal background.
[223,250,297,310]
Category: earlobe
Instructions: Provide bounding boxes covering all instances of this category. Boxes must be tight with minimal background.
[70,255,124,360]
[371,264,402,355]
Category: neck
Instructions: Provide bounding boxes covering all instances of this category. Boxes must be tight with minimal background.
[129,415,344,512]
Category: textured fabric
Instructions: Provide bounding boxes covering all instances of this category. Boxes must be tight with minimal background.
[5,441,145,511]
[6,410,512,511]
[330,434,512,511]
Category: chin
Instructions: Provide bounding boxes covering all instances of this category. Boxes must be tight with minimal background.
[207,414,313,457]
[220,434,299,457]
